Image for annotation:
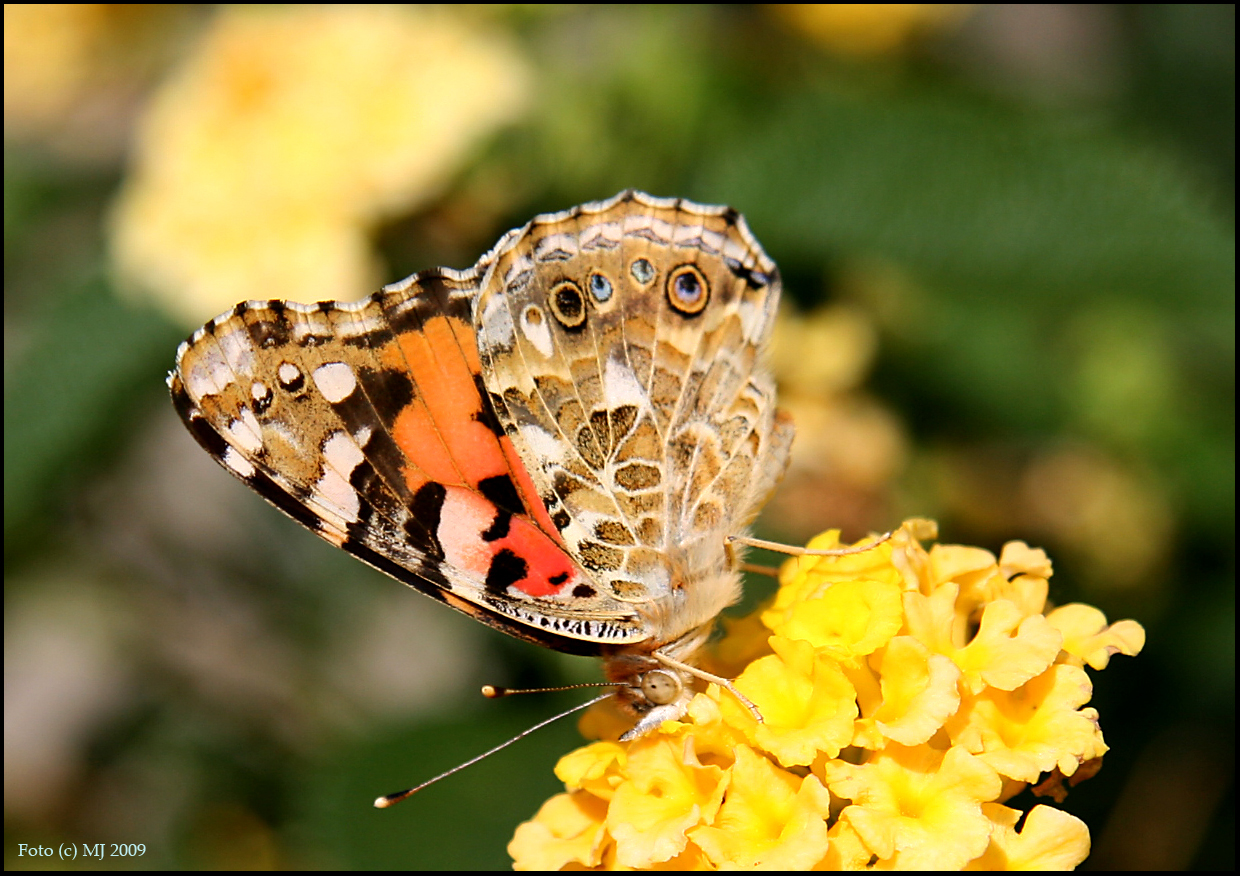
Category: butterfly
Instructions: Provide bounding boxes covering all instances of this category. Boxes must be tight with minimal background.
[169,190,794,742]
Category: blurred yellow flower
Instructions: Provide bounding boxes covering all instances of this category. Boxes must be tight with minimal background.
[4,4,176,159]
[773,4,974,56]
[4,4,109,134]
[110,6,530,326]
[510,519,1143,869]
[766,306,907,542]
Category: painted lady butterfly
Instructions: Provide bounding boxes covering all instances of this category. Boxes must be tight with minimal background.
[169,191,793,742]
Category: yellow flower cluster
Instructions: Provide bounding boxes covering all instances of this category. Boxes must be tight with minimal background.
[110,6,529,326]
[509,520,1144,869]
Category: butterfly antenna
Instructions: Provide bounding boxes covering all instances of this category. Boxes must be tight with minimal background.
[481,681,622,698]
[373,691,613,809]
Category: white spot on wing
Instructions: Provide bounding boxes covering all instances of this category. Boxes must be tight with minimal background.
[519,424,568,465]
[313,431,364,524]
[580,221,622,251]
[480,294,515,348]
[216,329,255,375]
[225,405,263,454]
[313,362,357,403]
[222,446,256,478]
[278,361,301,387]
[185,347,230,398]
[520,305,553,359]
[603,355,650,409]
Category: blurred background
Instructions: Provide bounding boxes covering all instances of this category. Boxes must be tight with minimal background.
[4,5,1232,870]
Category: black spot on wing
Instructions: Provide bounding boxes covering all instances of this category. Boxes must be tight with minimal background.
[344,454,413,542]
[342,324,394,349]
[316,371,414,504]
[478,474,524,517]
[485,548,528,594]
[251,383,274,415]
[333,531,606,656]
[472,374,506,436]
[348,424,412,501]
[724,258,775,290]
[404,481,446,559]
[245,314,292,349]
[356,366,414,426]
[481,508,511,542]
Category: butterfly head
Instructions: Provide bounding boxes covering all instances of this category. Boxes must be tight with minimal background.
[600,651,692,741]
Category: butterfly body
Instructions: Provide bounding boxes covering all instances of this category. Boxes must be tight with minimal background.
[170,191,792,734]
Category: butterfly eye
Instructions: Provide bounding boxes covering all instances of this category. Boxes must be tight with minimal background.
[549,279,587,330]
[666,264,709,315]
[630,258,655,285]
[588,272,613,302]
[640,669,682,706]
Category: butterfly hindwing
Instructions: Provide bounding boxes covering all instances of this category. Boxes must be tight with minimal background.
[475,191,794,644]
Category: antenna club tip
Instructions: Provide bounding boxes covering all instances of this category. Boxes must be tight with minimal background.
[481,684,505,698]
[374,796,393,809]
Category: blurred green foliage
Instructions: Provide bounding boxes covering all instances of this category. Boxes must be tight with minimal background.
[5,5,1233,870]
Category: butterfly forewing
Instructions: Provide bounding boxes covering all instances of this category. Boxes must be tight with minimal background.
[171,275,647,652]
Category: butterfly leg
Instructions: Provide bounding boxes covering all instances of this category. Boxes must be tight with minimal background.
[726,538,781,577]
[729,530,893,558]
[652,651,764,724]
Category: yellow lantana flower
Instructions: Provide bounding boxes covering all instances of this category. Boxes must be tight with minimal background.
[111,6,530,325]
[823,743,1002,869]
[509,519,1143,870]
[732,636,858,767]
[690,744,833,869]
